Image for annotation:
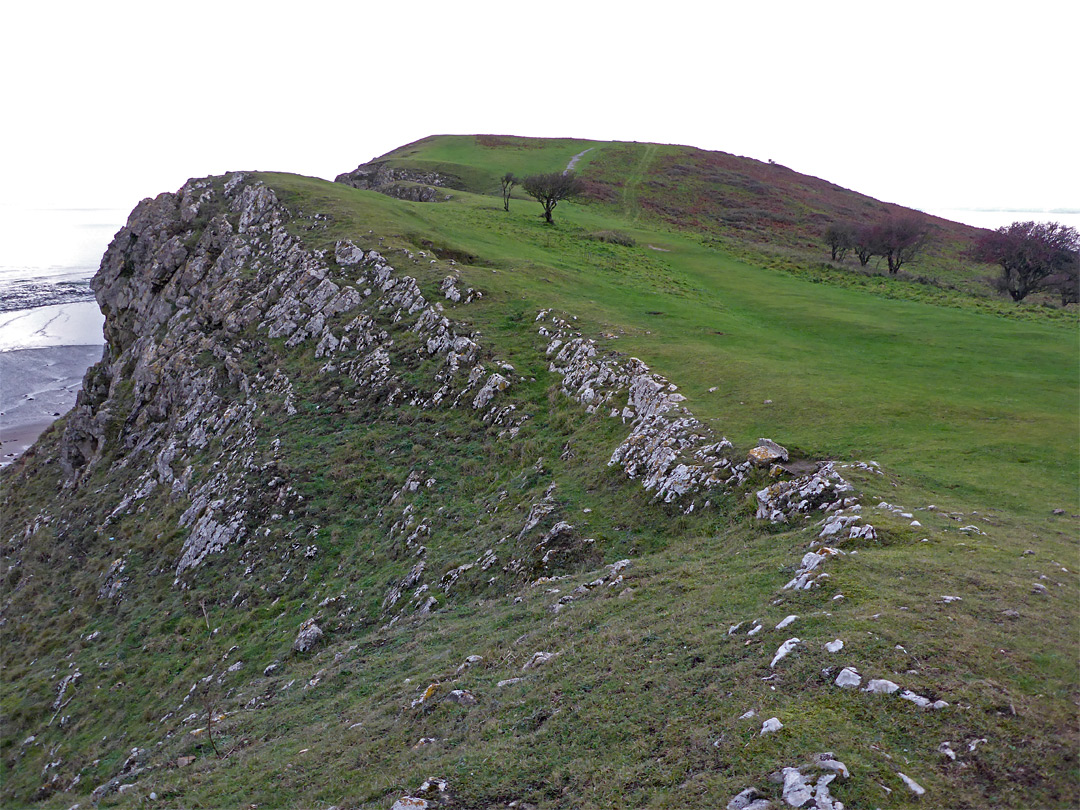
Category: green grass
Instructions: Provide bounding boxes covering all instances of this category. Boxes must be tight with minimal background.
[2,135,1076,809]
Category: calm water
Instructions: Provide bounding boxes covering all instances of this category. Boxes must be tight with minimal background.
[0,206,127,317]
[0,207,125,343]
[925,208,1080,232]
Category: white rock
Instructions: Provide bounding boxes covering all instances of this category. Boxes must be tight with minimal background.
[770,637,801,668]
[781,767,813,807]
[726,787,770,810]
[738,709,756,720]
[938,741,957,760]
[863,678,900,694]
[391,798,430,810]
[760,717,783,735]
[897,772,926,796]
[900,689,932,708]
[825,639,844,653]
[775,614,798,630]
[522,651,555,671]
[747,624,763,637]
[835,667,861,688]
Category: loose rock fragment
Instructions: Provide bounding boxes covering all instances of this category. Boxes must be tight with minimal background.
[775,614,798,630]
[292,619,324,653]
[824,639,844,653]
[522,651,555,671]
[834,667,861,688]
[863,679,900,695]
[760,717,783,735]
[770,638,801,668]
[447,689,477,705]
[897,772,926,796]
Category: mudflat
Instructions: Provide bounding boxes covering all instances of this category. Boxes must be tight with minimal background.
[0,344,102,467]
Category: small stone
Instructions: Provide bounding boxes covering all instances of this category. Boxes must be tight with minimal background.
[726,787,767,810]
[775,614,798,630]
[825,639,844,653]
[1001,609,1020,619]
[447,689,477,705]
[835,667,861,688]
[897,772,926,796]
[863,679,900,694]
[497,678,523,688]
[770,637,800,668]
[938,741,957,761]
[760,717,783,735]
[391,798,429,810]
[177,756,196,767]
[1032,583,1049,595]
[523,651,555,670]
[739,709,756,720]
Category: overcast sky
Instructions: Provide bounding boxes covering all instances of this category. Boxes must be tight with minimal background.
[4,0,1077,216]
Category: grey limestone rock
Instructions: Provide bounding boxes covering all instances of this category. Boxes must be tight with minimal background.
[292,619,323,653]
[834,667,861,688]
[863,678,899,695]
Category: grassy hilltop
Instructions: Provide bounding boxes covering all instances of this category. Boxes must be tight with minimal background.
[1,134,1076,809]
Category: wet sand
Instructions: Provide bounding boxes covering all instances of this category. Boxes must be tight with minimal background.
[0,345,103,468]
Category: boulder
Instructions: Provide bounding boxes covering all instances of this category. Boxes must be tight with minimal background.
[748,438,789,467]
[292,619,323,653]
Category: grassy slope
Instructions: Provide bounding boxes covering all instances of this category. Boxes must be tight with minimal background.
[2,135,1076,809]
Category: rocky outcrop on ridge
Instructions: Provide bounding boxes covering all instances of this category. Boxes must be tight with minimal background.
[55,174,515,580]
[334,160,455,202]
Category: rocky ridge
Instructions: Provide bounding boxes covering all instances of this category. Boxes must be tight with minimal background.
[0,169,1004,809]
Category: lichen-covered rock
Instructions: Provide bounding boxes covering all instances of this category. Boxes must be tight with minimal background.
[292,619,323,653]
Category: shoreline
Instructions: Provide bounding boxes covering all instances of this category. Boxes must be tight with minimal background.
[0,344,103,468]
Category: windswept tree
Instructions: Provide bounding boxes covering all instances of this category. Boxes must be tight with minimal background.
[824,222,856,261]
[500,172,517,212]
[523,171,584,224]
[874,216,931,274]
[973,220,1080,302]
[852,223,879,267]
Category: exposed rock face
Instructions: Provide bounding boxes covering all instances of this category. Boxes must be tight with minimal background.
[334,161,454,202]
[55,174,517,580]
[539,311,744,509]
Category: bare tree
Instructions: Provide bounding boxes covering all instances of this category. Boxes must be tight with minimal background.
[824,223,856,261]
[973,220,1080,302]
[500,172,517,212]
[874,216,931,274]
[522,172,584,224]
[852,223,879,267]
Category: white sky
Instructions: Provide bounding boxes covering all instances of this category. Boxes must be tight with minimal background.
[4,0,1077,216]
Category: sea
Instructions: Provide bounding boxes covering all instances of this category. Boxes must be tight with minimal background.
[0,206,126,467]
[0,204,1075,468]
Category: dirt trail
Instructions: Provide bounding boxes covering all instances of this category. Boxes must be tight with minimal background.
[564,148,594,174]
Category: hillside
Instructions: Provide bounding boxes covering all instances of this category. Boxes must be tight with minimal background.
[1,136,1077,810]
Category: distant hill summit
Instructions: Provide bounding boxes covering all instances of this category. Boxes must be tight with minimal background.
[1,135,1075,810]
